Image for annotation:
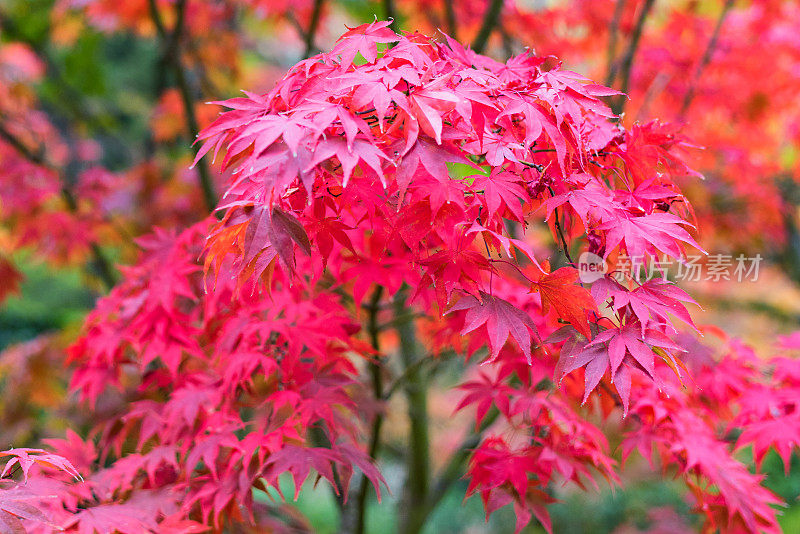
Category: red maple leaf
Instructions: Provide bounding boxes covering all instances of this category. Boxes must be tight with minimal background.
[557,322,684,415]
[330,20,398,68]
[472,170,527,222]
[600,212,703,259]
[0,448,81,482]
[0,482,60,533]
[447,291,539,363]
[218,203,311,278]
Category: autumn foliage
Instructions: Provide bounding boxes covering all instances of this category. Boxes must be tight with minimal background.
[2,1,800,533]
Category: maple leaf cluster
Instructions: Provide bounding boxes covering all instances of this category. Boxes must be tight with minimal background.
[0,448,80,532]
[57,221,383,531]
[21,20,786,534]
[507,0,800,250]
[197,20,700,414]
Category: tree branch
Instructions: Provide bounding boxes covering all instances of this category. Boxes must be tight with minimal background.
[499,24,515,60]
[552,207,574,265]
[0,123,46,166]
[303,0,325,58]
[382,349,456,401]
[547,186,574,265]
[284,11,307,42]
[148,0,218,213]
[443,0,457,41]
[471,0,504,55]
[148,0,167,37]
[351,285,385,534]
[394,290,430,534]
[410,408,501,532]
[680,0,735,117]
[611,0,657,116]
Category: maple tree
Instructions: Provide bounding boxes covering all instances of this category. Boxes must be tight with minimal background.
[1,1,800,533]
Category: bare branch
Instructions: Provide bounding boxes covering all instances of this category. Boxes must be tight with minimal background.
[471,0,504,55]
[443,0,457,40]
[611,0,657,115]
[303,0,325,58]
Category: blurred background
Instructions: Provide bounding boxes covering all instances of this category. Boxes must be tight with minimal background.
[1,0,799,531]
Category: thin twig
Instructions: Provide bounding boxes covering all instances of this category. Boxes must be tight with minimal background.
[382,350,455,401]
[635,70,672,121]
[0,123,46,166]
[680,0,734,116]
[553,208,574,265]
[471,0,504,54]
[285,11,307,41]
[0,464,21,480]
[547,186,574,265]
[489,258,536,284]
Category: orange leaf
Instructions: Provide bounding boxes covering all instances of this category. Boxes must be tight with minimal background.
[531,267,595,338]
